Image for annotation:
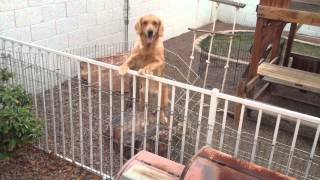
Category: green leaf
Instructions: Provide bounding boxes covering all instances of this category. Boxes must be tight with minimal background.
[0,152,10,160]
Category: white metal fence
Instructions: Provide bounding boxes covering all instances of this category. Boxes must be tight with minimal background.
[1,35,320,180]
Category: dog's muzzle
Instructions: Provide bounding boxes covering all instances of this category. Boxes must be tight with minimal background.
[147,30,154,38]
[146,30,154,44]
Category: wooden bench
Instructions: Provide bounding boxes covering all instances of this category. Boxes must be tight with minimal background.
[258,63,320,94]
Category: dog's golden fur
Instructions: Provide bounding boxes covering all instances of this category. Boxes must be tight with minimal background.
[118,14,168,123]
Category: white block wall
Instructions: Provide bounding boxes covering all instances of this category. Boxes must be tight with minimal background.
[217,0,320,37]
[128,0,213,42]
[0,0,212,51]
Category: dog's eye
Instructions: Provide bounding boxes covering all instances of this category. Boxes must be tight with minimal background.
[142,21,148,25]
[152,21,157,26]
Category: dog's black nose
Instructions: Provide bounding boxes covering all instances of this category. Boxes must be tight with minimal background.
[147,30,153,38]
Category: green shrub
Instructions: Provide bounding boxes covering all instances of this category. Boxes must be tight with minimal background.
[0,68,42,159]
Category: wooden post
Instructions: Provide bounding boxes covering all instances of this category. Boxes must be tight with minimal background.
[270,24,285,62]
[283,23,297,66]
[246,18,264,99]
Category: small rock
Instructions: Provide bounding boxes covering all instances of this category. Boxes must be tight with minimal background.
[30,160,36,166]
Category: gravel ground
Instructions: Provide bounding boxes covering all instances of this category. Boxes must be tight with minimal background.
[0,145,100,180]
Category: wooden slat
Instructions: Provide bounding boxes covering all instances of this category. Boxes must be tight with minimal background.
[258,63,320,94]
[246,75,261,92]
[208,0,246,8]
[187,28,235,37]
[257,5,320,26]
[253,82,270,100]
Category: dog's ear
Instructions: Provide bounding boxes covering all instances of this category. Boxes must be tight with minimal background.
[135,17,142,34]
[158,19,164,37]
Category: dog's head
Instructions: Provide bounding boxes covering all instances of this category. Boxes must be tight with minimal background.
[135,14,164,44]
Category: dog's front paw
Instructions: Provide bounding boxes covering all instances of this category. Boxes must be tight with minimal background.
[138,68,146,75]
[118,65,129,76]
[138,67,152,75]
[160,116,168,125]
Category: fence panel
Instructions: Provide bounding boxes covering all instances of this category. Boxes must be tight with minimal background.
[1,36,320,179]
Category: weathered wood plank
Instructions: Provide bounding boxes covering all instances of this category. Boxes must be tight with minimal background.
[208,0,246,8]
[246,75,261,92]
[284,23,297,66]
[258,63,320,94]
[257,5,320,26]
[187,28,235,37]
[253,82,270,100]
[271,84,320,107]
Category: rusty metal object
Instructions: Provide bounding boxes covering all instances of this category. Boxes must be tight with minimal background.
[117,146,295,180]
[115,150,185,180]
[80,54,130,92]
[181,146,296,180]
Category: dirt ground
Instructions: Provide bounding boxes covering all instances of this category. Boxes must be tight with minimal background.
[0,145,100,180]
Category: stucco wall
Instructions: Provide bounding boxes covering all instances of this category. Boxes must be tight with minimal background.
[0,0,212,50]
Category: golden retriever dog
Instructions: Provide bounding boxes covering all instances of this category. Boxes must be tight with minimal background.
[118,14,169,124]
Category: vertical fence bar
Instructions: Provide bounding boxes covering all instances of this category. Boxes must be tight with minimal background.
[155,82,163,155]
[268,114,281,169]
[250,109,262,162]
[0,39,4,51]
[24,48,30,93]
[219,100,229,151]
[286,119,300,175]
[202,3,219,88]
[58,56,66,157]
[87,63,93,168]
[221,7,239,93]
[50,54,57,154]
[17,45,22,85]
[39,50,49,152]
[206,89,219,146]
[195,93,204,153]
[180,88,190,163]
[304,124,320,179]
[30,50,40,148]
[10,42,14,85]
[167,86,176,159]
[19,44,26,88]
[234,104,245,158]
[109,68,114,176]
[77,61,84,164]
[68,59,74,161]
[31,49,39,120]
[131,75,137,158]
[120,75,124,167]
[1,40,5,69]
[98,66,103,174]
[143,78,149,150]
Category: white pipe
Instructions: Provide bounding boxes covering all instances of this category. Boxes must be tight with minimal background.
[155,82,162,155]
[167,86,176,160]
[186,0,200,81]
[180,89,190,163]
[221,5,239,92]
[206,88,219,146]
[203,2,219,88]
